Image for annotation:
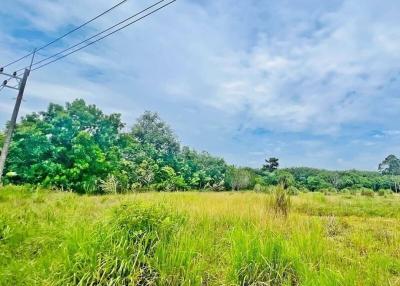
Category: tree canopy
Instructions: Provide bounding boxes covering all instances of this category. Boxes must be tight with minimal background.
[379,155,400,175]
[1,99,399,194]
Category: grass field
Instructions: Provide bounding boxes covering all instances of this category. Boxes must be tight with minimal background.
[1,186,400,285]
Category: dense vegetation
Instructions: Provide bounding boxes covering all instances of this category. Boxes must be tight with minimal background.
[1,99,400,194]
[1,186,399,285]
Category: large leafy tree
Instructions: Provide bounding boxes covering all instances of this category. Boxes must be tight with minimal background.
[6,99,124,192]
[379,155,400,175]
[130,111,181,184]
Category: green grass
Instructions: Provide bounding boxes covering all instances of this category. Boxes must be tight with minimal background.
[0,186,400,285]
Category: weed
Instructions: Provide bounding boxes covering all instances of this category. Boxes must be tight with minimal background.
[270,185,291,217]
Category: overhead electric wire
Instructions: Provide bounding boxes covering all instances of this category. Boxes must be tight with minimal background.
[15,0,167,73]
[1,0,129,69]
[31,0,176,72]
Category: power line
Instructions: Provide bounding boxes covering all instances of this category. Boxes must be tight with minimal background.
[15,0,166,74]
[1,0,129,69]
[31,0,176,72]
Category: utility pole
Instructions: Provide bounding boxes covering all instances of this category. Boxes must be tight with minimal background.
[0,52,35,185]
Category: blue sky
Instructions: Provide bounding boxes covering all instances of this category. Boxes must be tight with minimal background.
[1,0,400,170]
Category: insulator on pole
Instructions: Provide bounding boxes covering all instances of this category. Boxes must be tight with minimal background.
[13,71,17,77]
[3,80,7,86]
[0,67,3,72]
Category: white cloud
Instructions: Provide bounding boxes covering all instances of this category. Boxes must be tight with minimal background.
[1,0,400,169]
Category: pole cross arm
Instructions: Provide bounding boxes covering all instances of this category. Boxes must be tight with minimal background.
[0,72,22,81]
[1,84,20,91]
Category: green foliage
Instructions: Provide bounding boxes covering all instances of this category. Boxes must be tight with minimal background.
[287,186,300,196]
[4,100,227,193]
[279,167,400,193]
[178,147,227,189]
[4,99,400,195]
[379,154,400,175]
[378,189,392,196]
[6,100,123,193]
[276,170,295,189]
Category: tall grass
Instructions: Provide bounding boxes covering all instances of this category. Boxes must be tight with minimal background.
[0,186,399,285]
[270,184,291,217]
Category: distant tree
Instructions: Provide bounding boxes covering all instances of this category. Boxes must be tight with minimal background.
[306,176,329,192]
[262,157,279,172]
[131,111,180,157]
[178,147,227,189]
[379,155,400,175]
[276,170,294,189]
[226,167,252,191]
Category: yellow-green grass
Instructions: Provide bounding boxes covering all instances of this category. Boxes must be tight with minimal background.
[0,186,399,285]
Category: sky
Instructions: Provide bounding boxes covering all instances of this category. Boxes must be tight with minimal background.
[0,0,400,170]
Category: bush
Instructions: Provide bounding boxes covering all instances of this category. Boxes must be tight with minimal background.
[254,183,269,193]
[342,188,357,195]
[270,185,291,217]
[287,186,299,196]
[361,188,375,197]
[100,175,118,194]
[321,187,337,195]
[378,189,392,196]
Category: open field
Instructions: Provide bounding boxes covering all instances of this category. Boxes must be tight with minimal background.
[1,186,400,285]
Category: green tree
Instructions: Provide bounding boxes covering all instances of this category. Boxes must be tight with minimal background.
[6,99,124,193]
[379,155,400,175]
[226,167,253,191]
[262,157,279,172]
[131,111,180,158]
[178,147,227,189]
[275,170,295,189]
[306,176,329,192]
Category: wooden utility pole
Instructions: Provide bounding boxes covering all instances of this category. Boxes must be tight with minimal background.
[0,68,30,185]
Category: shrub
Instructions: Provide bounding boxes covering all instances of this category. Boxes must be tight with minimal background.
[270,185,291,217]
[361,188,374,197]
[100,175,118,194]
[378,189,392,196]
[322,187,337,196]
[254,183,269,193]
[287,186,299,196]
[343,188,357,196]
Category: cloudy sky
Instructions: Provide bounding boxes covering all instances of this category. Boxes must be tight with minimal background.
[1,0,400,170]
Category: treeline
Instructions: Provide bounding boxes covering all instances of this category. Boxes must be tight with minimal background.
[1,99,398,193]
[260,168,400,192]
[1,100,227,193]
